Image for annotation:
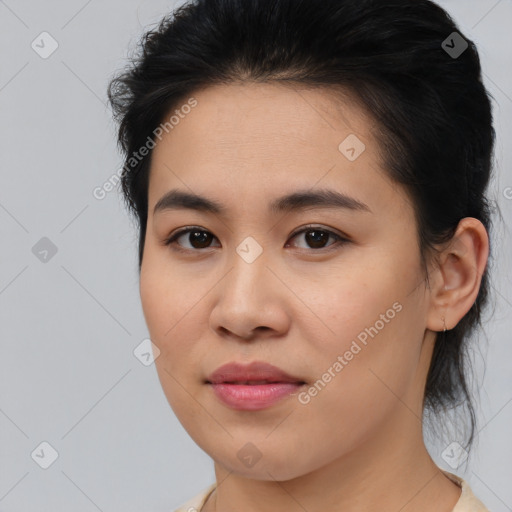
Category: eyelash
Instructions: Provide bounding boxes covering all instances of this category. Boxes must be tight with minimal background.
[162,224,350,254]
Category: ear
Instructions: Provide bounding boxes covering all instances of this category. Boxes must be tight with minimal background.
[426,217,489,332]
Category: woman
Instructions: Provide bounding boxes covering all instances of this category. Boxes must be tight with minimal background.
[107,0,496,510]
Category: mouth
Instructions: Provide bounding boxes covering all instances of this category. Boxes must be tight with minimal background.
[206,360,306,385]
[205,361,307,411]
[206,381,306,411]
[206,379,306,385]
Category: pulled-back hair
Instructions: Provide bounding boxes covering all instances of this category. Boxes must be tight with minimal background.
[107,0,496,450]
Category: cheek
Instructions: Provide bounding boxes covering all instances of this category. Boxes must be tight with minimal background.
[139,262,205,420]
[294,249,416,350]
[287,286,423,470]
[139,253,211,381]
[139,245,194,339]
[297,250,425,406]
[139,256,189,375]
[139,264,170,341]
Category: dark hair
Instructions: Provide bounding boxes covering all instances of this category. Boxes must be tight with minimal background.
[107,0,496,450]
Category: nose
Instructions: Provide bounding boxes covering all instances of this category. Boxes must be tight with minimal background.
[209,246,290,341]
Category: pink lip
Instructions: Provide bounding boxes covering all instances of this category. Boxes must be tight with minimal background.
[206,361,306,411]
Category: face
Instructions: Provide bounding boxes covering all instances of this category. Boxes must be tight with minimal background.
[140,83,434,480]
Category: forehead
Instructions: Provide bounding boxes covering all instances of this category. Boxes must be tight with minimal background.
[153,81,377,158]
[147,82,403,217]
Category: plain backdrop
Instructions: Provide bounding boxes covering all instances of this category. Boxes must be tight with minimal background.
[1,0,511,511]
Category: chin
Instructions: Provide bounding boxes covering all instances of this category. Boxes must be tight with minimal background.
[206,440,314,481]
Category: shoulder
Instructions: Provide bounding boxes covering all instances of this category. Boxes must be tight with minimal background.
[172,474,489,512]
[443,471,490,512]
[173,483,216,512]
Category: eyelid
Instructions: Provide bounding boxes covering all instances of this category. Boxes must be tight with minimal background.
[163,224,351,252]
[288,223,349,241]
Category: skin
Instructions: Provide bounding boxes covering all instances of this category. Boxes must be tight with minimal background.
[139,82,489,512]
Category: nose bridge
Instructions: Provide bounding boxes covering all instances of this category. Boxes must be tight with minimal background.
[214,232,284,327]
[224,237,271,300]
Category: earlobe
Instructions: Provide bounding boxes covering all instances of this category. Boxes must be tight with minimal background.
[426,217,489,333]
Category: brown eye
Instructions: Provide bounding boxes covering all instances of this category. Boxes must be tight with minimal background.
[294,229,332,249]
[164,228,219,250]
[185,230,214,249]
[286,226,349,251]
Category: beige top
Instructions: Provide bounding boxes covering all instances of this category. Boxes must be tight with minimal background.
[173,470,489,512]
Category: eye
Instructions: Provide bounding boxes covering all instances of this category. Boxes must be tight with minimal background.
[286,225,349,251]
[163,226,220,252]
[163,224,349,253]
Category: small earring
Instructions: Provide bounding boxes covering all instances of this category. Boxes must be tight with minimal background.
[442,316,447,332]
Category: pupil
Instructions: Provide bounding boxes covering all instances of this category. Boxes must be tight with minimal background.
[306,230,327,248]
[191,231,212,248]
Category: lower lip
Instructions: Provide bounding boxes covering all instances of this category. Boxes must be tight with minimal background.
[209,382,304,410]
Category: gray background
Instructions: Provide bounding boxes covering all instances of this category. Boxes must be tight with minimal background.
[0,0,511,511]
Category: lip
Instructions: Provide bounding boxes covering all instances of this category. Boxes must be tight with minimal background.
[206,361,306,411]
[206,361,305,385]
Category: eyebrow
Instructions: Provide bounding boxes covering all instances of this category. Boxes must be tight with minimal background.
[153,188,371,216]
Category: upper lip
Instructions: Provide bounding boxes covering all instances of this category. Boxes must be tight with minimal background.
[206,361,306,385]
